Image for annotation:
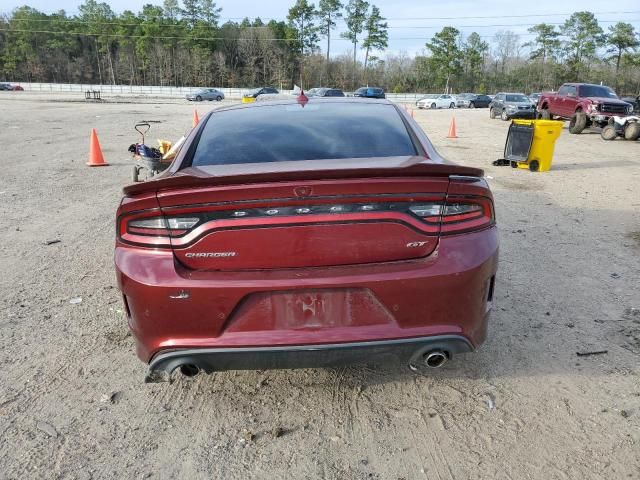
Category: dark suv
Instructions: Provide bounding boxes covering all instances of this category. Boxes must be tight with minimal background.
[313,88,345,97]
[489,93,536,121]
[354,87,385,99]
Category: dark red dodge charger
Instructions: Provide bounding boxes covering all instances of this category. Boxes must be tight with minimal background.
[115,97,498,382]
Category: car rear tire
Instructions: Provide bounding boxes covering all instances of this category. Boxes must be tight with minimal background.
[449,102,455,109]
[501,109,509,121]
[196,95,202,102]
[216,96,222,101]
[600,125,618,141]
[490,108,496,119]
[470,102,475,108]
[431,103,436,109]
[623,122,640,140]
[541,109,551,120]
[568,112,587,134]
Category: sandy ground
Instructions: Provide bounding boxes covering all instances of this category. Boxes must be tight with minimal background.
[0,91,639,480]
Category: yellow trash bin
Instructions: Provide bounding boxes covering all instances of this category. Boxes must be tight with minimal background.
[242,96,256,104]
[506,119,563,172]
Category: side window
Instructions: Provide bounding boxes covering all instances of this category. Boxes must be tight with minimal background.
[567,86,577,97]
[558,85,569,96]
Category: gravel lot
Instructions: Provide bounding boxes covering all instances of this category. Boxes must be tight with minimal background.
[1,92,639,480]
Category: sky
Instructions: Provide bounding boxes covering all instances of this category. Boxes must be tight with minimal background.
[2,0,640,58]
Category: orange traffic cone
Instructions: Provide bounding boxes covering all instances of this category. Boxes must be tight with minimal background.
[411,109,415,118]
[87,128,108,166]
[192,109,200,128]
[447,117,458,138]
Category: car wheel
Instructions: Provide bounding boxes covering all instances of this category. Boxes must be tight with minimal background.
[490,108,496,119]
[431,103,436,109]
[216,96,222,101]
[600,125,618,140]
[623,122,640,140]
[196,95,202,102]
[541,109,551,120]
[501,109,509,121]
[449,102,455,109]
[469,102,475,109]
[528,160,540,172]
[568,112,587,134]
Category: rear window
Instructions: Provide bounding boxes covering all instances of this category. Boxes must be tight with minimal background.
[191,102,417,166]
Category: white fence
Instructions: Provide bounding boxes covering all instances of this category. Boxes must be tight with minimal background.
[11,82,427,102]
[13,82,261,98]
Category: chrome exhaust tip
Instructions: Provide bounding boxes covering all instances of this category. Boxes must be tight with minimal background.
[424,351,448,368]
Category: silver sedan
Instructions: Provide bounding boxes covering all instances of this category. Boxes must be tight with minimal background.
[186,88,225,102]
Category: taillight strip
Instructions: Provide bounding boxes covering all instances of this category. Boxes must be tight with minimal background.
[117,193,495,247]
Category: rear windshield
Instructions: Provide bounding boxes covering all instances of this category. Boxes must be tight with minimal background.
[579,85,617,98]
[191,102,417,166]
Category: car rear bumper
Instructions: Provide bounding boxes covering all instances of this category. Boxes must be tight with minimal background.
[116,227,498,369]
[145,335,474,381]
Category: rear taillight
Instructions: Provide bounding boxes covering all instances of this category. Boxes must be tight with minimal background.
[117,194,494,247]
[409,196,494,234]
[441,196,494,234]
[118,214,201,247]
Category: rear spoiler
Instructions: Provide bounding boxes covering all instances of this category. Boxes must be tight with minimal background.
[123,162,484,196]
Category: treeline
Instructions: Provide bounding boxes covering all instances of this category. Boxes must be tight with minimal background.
[1,1,639,94]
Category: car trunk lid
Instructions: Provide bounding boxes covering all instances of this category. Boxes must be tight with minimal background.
[150,158,480,271]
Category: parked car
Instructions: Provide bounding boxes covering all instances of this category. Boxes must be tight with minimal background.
[537,83,634,133]
[620,95,639,114]
[353,87,385,99]
[312,88,345,97]
[416,94,456,109]
[489,93,536,120]
[455,93,475,108]
[115,97,498,381]
[468,94,492,108]
[186,88,225,102]
[529,92,541,105]
[0,83,22,91]
[244,87,279,99]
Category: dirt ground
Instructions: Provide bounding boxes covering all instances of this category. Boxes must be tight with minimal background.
[0,92,639,480]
